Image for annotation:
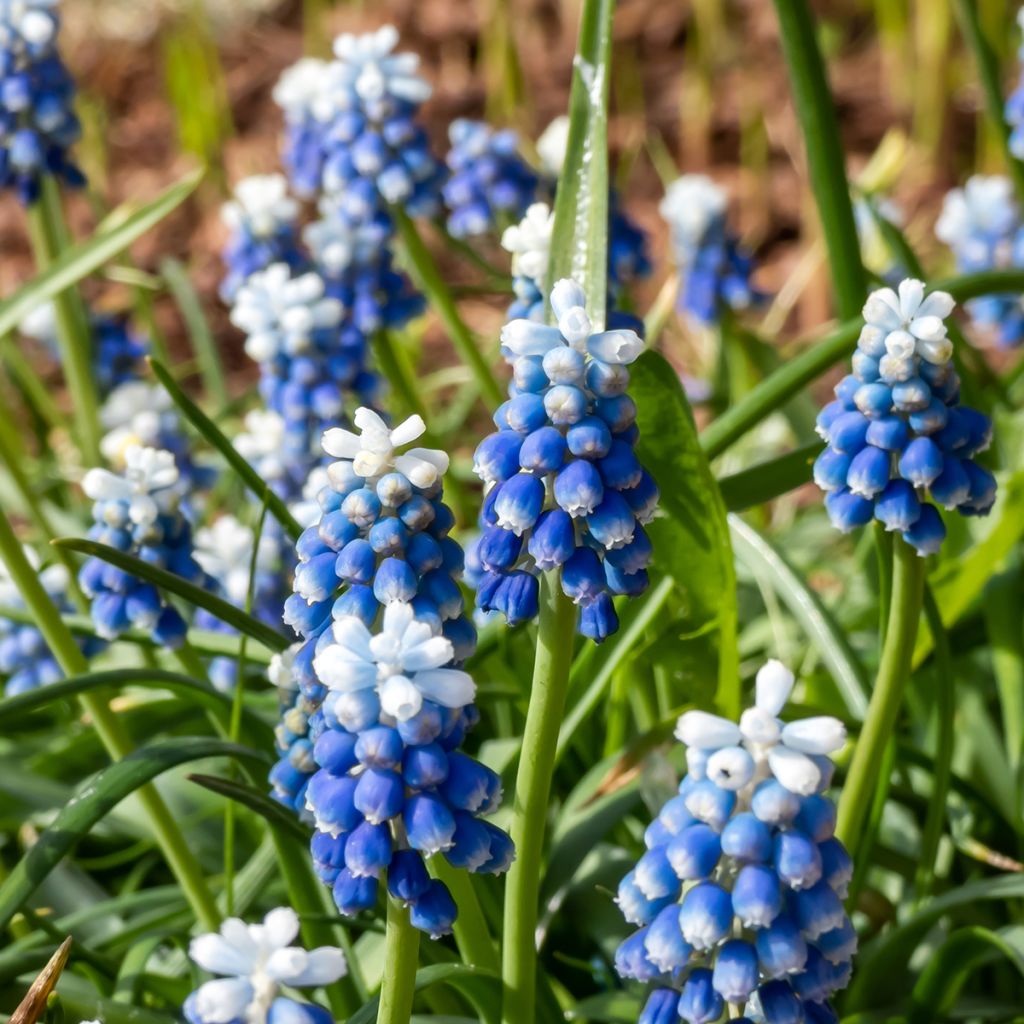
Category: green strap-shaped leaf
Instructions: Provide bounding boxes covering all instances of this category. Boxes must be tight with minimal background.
[631,350,739,716]
[0,169,203,339]
[0,736,266,930]
[0,668,272,747]
[729,514,869,719]
[546,0,613,325]
[717,442,820,512]
[188,773,310,842]
[148,358,302,540]
[53,537,291,652]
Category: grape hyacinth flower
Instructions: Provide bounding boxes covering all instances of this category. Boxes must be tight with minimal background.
[660,174,761,326]
[935,175,1024,347]
[274,25,443,215]
[814,280,996,555]
[78,446,209,647]
[614,660,856,1024]
[280,409,512,936]
[442,119,538,238]
[184,907,345,1024]
[0,0,84,202]
[220,173,305,303]
[231,263,379,466]
[471,278,657,641]
[0,551,102,695]
[1006,9,1024,161]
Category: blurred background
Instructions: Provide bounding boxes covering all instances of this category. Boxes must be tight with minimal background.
[2,0,1022,373]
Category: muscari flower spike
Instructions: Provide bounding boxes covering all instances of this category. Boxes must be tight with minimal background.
[0,0,84,202]
[470,278,658,641]
[184,907,345,1024]
[814,279,996,555]
[78,446,210,647]
[220,173,305,303]
[660,174,761,326]
[269,406,473,813]
[0,549,103,695]
[442,118,538,238]
[273,25,443,215]
[935,175,1024,348]
[615,660,855,1024]
[276,410,513,937]
[230,262,380,469]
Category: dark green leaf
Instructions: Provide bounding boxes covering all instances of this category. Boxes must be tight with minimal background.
[345,964,500,1024]
[718,443,819,511]
[188,773,310,842]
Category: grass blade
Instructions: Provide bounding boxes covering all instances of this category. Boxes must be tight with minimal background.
[0,736,265,930]
[53,537,291,652]
[148,357,302,540]
[188,773,310,842]
[717,442,819,511]
[0,168,203,339]
[729,514,870,718]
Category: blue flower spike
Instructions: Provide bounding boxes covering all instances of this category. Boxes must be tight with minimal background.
[614,660,855,1023]
[443,118,538,238]
[220,174,304,303]
[935,176,1024,348]
[471,277,658,640]
[184,907,345,1024]
[0,0,84,202]
[815,279,997,554]
[660,174,762,326]
[270,407,512,931]
[78,446,209,647]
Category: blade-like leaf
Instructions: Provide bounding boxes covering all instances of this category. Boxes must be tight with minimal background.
[148,358,302,540]
[0,168,203,339]
[717,442,819,511]
[188,773,310,843]
[0,737,266,930]
[546,0,613,325]
[631,350,739,715]
[8,937,72,1024]
[729,514,869,718]
[345,964,500,1024]
[53,537,291,652]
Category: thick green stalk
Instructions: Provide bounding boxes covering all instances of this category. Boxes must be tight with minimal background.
[501,573,578,1024]
[836,538,925,848]
[771,0,866,319]
[24,178,102,464]
[0,513,220,929]
[953,0,1024,201]
[377,896,421,1024]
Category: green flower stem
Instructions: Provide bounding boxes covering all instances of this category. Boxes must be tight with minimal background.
[1,339,67,433]
[392,208,504,411]
[836,537,925,850]
[501,573,578,1024]
[953,0,1024,202]
[771,0,866,319]
[0,511,221,930]
[24,178,102,465]
[377,895,421,1024]
[700,268,1024,460]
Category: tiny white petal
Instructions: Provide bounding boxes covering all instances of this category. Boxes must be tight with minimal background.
[674,710,742,749]
[781,717,847,755]
[755,659,795,715]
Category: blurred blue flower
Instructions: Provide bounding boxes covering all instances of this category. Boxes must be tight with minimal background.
[443,119,537,238]
[615,660,855,1023]
[660,174,761,326]
[935,176,1024,348]
[0,0,84,202]
[815,279,996,555]
[220,174,305,303]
